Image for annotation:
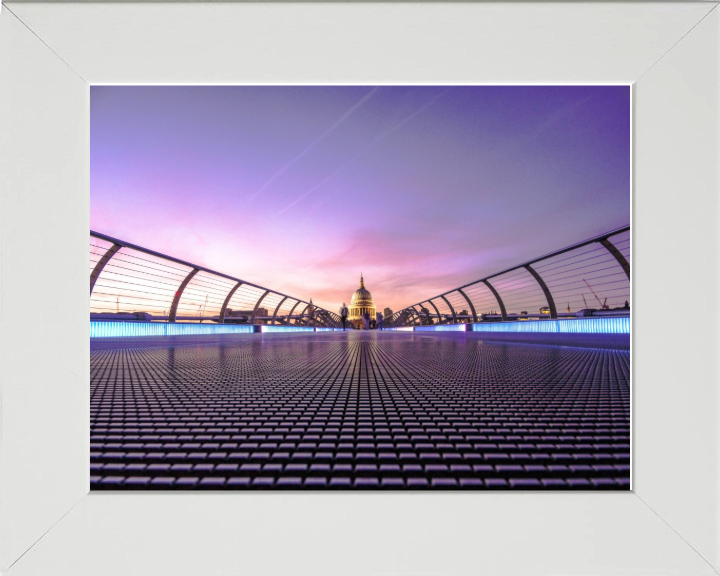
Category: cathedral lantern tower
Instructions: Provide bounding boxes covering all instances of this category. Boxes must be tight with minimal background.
[349,274,376,327]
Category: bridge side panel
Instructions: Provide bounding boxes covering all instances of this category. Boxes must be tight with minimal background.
[91,243,193,318]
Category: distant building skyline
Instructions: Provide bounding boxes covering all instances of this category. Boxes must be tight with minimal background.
[91,85,630,312]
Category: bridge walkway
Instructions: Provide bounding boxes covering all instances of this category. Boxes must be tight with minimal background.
[90,331,630,490]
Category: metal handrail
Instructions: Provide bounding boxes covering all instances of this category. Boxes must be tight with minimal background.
[391,225,630,327]
[90,231,339,328]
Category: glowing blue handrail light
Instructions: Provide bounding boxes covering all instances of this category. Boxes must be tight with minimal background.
[260,325,315,333]
[472,317,629,334]
[90,321,254,338]
[415,325,467,332]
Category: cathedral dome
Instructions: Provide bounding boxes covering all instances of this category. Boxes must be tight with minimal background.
[351,274,373,306]
[349,274,376,324]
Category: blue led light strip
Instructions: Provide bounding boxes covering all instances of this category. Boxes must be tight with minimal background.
[415,325,467,332]
[261,326,316,333]
[90,321,254,338]
[471,317,629,334]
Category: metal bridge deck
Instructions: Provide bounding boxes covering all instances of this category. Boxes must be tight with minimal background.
[90,331,630,490]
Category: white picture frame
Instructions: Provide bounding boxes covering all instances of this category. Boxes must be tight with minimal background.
[1,2,718,574]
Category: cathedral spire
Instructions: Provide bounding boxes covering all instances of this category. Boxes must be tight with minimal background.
[360,273,364,289]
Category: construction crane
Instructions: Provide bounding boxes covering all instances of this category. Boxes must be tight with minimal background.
[583,280,609,309]
[199,295,209,323]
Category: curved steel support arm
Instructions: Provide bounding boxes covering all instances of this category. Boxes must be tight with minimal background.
[399,309,411,327]
[298,304,310,325]
[599,238,630,280]
[285,301,301,325]
[483,280,508,322]
[169,268,199,323]
[427,299,443,325]
[219,281,243,324]
[457,288,478,323]
[90,243,121,296]
[251,290,271,325]
[525,264,557,319]
[410,306,424,326]
[405,309,416,327]
[271,296,288,325]
[413,310,422,325]
[439,295,457,324]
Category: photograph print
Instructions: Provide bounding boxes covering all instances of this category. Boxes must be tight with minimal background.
[89,85,630,491]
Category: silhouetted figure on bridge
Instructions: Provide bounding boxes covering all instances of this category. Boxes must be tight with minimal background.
[340,303,348,330]
[376,311,384,330]
[362,311,370,330]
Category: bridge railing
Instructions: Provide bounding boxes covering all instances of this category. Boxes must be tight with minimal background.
[389,226,630,328]
[90,231,341,328]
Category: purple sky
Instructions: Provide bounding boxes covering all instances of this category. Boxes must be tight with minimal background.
[91,85,630,313]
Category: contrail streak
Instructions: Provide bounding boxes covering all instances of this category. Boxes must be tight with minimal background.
[248,87,379,202]
[277,88,451,215]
